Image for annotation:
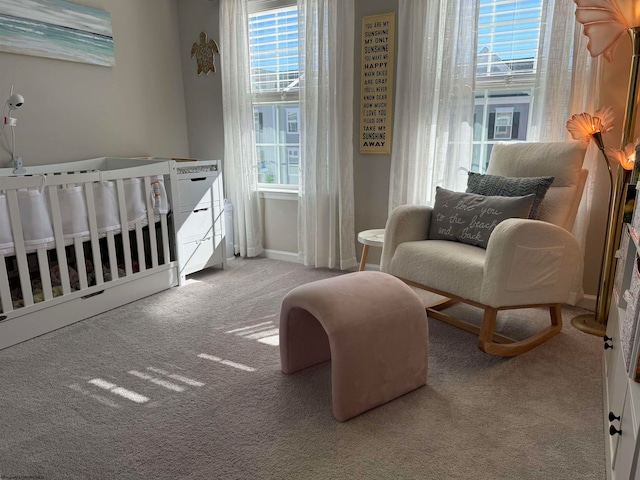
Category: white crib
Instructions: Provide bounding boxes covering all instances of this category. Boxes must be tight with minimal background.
[0,157,179,350]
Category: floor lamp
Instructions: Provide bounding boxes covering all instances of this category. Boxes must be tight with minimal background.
[571,1,640,335]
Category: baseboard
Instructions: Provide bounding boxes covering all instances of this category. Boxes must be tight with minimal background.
[363,262,380,271]
[260,253,382,271]
[262,249,300,263]
[576,294,596,312]
[261,250,378,268]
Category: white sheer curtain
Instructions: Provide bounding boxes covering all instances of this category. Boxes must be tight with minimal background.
[388,0,479,212]
[219,0,264,258]
[297,0,357,270]
[528,0,600,304]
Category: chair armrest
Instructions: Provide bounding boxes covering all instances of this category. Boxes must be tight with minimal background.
[481,218,583,307]
[381,204,432,273]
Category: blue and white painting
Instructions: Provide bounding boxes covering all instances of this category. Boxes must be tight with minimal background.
[0,0,114,67]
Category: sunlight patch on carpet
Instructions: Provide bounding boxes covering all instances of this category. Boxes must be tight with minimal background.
[88,378,150,403]
[128,370,185,392]
[146,367,205,387]
[226,321,274,334]
[198,353,256,372]
[257,334,279,346]
[227,321,280,346]
[68,383,122,408]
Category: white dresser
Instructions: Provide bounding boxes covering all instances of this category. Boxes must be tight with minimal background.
[170,160,226,284]
[604,224,640,480]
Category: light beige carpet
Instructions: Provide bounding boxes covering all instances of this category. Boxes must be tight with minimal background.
[0,258,604,479]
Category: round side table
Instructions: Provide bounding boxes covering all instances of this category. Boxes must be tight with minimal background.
[357,229,385,271]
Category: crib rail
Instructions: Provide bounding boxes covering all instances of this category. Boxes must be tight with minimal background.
[0,159,175,317]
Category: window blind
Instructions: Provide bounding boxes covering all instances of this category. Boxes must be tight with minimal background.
[477,0,542,80]
[249,6,299,94]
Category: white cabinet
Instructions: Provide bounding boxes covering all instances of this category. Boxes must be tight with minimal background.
[604,225,640,480]
[171,160,226,283]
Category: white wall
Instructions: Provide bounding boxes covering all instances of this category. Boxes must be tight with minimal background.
[176,0,225,161]
[0,0,189,166]
[352,0,399,267]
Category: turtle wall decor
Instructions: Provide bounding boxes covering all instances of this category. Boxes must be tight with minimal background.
[191,31,220,75]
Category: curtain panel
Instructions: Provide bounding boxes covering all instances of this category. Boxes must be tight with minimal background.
[529,0,600,305]
[297,0,357,270]
[388,0,479,212]
[219,0,264,258]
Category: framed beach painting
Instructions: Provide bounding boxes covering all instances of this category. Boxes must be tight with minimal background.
[0,0,114,67]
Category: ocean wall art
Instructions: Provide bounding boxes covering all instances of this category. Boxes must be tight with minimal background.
[0,0,114,67]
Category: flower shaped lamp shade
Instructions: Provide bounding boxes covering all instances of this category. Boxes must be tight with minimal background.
[575,0,630,61]
[572,0,640,335]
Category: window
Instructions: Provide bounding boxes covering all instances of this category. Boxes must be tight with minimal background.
[249,2,299,187]
[493,107,515,139]
[473,0,542,172]
[286,109,298,133]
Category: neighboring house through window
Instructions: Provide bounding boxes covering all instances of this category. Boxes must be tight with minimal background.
[248,1,299,187]
[472,0,542,172]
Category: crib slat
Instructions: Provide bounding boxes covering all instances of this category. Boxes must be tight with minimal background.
[6,190,33,307]
[83,181,104,286]
[144,176,159,268]
[116,179,133,276]
[74,238,88,291]
[48,186,72,295]
[0,254,13,314]
[160,215,170,265]
[106,231,118,281]
[135,222,146,273]
[36,248,53,302]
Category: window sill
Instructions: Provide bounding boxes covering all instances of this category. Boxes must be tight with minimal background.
[259,188,299,201]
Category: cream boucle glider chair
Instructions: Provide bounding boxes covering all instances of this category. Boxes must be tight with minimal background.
[381,142,588,356]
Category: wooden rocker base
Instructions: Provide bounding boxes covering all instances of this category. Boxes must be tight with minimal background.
[402,279,562,357]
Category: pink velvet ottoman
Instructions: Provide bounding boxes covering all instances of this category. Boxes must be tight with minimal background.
[279,271,428,421]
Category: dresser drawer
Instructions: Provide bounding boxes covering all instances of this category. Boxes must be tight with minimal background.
[177,207,214,242]
[178,175,218,210]
[181,235,224,276]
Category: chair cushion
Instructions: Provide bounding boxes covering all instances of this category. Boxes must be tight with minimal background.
[466,172,554,219]
[487,141,585,185]
[428,187,535,249]
[486,141,587,229]
[388,240,486,303]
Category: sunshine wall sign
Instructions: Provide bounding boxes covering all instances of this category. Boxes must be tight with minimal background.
[359,12,395,154]
[0,0,114,67]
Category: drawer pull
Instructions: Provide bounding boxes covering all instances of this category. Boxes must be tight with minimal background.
[193,208,210,213]
[604,335,612,342]
[610,425,622,436]
[609,412,621,422]
[190,177,207,182]
[604,342,613,350]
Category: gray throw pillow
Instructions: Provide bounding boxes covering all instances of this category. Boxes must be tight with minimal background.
[466,172,554,219]
[428,187,536,249]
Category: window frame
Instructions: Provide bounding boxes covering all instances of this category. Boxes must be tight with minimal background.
[249,0,300,192]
